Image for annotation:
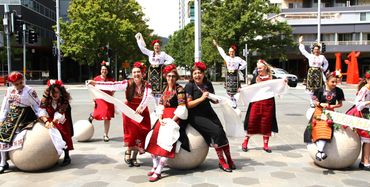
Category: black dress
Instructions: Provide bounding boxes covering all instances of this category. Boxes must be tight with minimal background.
[185,81,229,147]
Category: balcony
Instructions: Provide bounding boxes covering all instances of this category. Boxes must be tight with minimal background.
[0,0,21,5]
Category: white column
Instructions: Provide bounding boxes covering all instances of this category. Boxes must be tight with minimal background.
[56,0,62,80]
[194,0,201,62]
[317,0,321,43]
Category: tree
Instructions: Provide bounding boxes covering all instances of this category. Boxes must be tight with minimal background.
[167,0,294,69]
[59,0,154,67]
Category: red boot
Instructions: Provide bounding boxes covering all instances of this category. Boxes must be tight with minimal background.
[215,147,231,172]
[222,145,236,170]
[263,136,272,153]
[242,136,250,152]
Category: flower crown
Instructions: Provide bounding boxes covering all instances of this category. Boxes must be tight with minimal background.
[47,79,64,87]
[133,61,147,73]
[7,72,23,83]
[194,62,207,71]
[151,39,161,46]
[163,64,177,74]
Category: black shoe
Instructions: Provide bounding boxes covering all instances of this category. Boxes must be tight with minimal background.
[359,162,365,169]
[131,159,141,167]
[315,151,322,161]
[0,163,9,174]
[362,165,370,171]
[321,152,327,160]
[124,151,131,165]
[103,135,110,142]
[88,114,94,123]
[61,157,71,167]
[242,147,248,152]
[263,148,272,153]
[229,162,236,170]
[218,163,232,172]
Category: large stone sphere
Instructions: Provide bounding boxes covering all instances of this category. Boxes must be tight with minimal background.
[167,125,209,169]
[9,123,59,171]
[74,120,94,142]
[307,127,361,169]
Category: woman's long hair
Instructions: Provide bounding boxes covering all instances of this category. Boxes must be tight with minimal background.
[41,84,71,113]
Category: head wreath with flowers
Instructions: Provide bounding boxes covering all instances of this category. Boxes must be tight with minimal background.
[365,71,370,79]
[133,61,147,74]
[101,60,109,66]
[194,62,207,71]
[163,64,177,75]
[230,44,237,51]
[47,79,64,87]
[151,39,161,46]
[7,72,23,83]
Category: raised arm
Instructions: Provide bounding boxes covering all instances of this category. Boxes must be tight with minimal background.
[298,36,311,59]
[135,33,151,56]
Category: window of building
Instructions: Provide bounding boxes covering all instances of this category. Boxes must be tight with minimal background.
[289,3,293,8]
[360,12,366,21]
[338,33,353,41]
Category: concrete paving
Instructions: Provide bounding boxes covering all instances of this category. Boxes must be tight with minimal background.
[0,82,369,187]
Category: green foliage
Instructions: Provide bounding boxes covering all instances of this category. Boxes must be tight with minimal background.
[167,0,294,68]
[59,0,154,66]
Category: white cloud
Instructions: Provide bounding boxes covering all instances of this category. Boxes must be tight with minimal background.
[136,0,179,38]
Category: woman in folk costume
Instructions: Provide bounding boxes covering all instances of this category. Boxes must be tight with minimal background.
[306,72,344,161]
[298,36,329,107]
[346,71,370,170]
[39,80,73,166]
[242,60,278,153]
[185,62,235,172]
[89,61,115,142]
[145,64,187,182]
[0,72,42,173]
[89,62,152,167]
[213,40,247,108]
[135,32,174,95]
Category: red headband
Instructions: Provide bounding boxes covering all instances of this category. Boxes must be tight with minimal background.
[163,64,177,74]
[101,60,107,66]
[194,62,207,71]
[7,72,23,83]
[151,39,161,46]
[366,71,370,79]
[47,79,64,87]
[133,61,147,73]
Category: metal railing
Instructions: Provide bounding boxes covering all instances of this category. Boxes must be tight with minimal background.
[0,0,21,5]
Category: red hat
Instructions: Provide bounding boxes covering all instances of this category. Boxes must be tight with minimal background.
[151,39,161,46]
[7,72,23,83]
[47,79,64,87]
[366,71,370,79]
[101,60,108,66]
[133,61,147,74]
[194,62,207,71]
[163,64,177,74]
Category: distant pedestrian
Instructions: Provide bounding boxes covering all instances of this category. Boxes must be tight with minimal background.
[89,61,115,142]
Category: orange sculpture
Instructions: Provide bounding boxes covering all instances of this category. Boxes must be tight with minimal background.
[335,53,342,71]
[344,51,360,84]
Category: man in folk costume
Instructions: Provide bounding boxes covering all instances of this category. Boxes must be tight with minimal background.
[298,36,329,107]
[135,33,174,96]
[0,72,42,173]
[213,40,247,109]
[39,80,74,166]
[242,60,278,153]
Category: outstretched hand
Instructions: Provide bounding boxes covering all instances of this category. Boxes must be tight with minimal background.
[212,39,218,47]
[86,80,96,86]
[299,36,304,44]
[135,33,142,40]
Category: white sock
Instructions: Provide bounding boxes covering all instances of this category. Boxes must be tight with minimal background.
[316,140,326,152]
[151,155,159,171]
[154,157,168,175]
[0,152,7,166]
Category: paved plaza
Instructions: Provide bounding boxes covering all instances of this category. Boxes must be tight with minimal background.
[0,82,369,187]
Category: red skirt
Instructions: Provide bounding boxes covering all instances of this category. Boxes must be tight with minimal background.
[55,121,74,150]
[146,108,177,158]
[346,106,370,139]
[246,98,275,136]
[93,99,115,120]
[122,98,151,151]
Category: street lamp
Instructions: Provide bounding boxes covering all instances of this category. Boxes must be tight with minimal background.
[56,0,62,80]
[3,4,11,74]
[317,0,321,43]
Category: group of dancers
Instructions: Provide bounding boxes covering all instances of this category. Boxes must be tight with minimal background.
[1,33,370,180]
[299,36,370,170]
